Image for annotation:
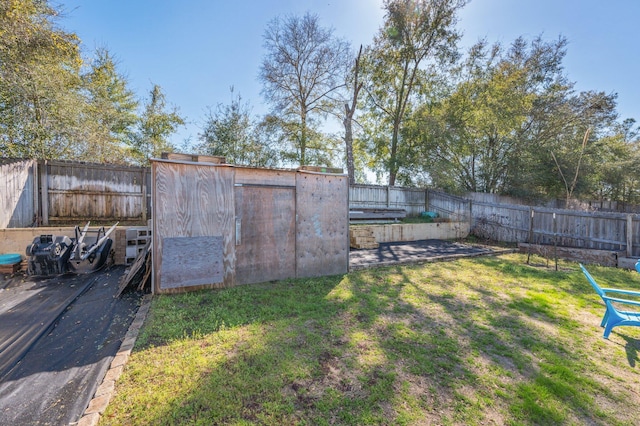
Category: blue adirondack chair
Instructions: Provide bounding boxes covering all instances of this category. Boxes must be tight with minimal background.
[579,263,640,338]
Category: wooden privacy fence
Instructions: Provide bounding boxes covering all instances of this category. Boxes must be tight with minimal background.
[0,158,150,227]
[349,184,427,216]
[2,159,435,228]
[0,159,38,228]
[43,160,150,225]
[426,190,472,223]
[428,190,640,258]
[466,191,640,213]
[8,156,632,256]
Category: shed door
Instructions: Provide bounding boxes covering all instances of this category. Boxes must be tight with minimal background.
[234,184,296,285]
[295,172,349,278]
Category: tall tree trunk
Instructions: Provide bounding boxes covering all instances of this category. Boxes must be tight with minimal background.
[343,107,355,184]
[389,121,400,186]
[343,46,363,185]
[300,110,307,165]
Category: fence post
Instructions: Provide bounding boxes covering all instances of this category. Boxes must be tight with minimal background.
[32,160,39,226]
[386,185,391,208]
[553,212,558,271]
[425,188,429,213]
[627,214,633,257]
[527,208,534,264]
[141,168,147,223]
[40,160,49,226]
[468,200,473,231]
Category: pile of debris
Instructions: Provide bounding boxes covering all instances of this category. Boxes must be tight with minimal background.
[116,240,152,297]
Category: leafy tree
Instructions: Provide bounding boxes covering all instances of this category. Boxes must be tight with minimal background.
[413,37,567,193]
[587,128,640,205]
[363,0,467,185]
[529,89,619,204]
[196,88,276,167]
[413,34,624,203]
[259,12,350,166]
[81,47,138,163]
[0,0,84,159]
[131,84,185,165]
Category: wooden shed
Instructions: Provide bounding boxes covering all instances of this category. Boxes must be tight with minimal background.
[151,158,349,294]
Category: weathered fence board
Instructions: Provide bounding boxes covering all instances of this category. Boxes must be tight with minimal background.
[471,202,530,243]
[427,190,470,222]
[44,160,148,224]
[0,159,36,228]
[350,184,426,216]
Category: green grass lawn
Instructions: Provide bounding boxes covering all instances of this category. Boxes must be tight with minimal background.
[102,254,640,425]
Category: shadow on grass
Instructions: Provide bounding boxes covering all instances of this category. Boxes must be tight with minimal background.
[106,256,640,425]
[391,258,634,425]
[119,274,418,424]
[619,335,640,367]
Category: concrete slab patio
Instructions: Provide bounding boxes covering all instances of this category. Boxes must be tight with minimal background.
[350,239,513,270]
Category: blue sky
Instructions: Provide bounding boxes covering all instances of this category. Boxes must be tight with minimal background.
[60,0,640,147]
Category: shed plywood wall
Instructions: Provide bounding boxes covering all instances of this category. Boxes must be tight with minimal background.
[234,167,297,285]
[235,167,296,186]
[235,185,296,284]
[296,172,349,277]
[152,160,235,293]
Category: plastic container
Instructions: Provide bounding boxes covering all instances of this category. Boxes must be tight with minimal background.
[0,253,22,265]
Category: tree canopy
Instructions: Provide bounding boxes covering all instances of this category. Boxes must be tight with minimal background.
[195,88,276,167]
[0,0,84,159]
[259,12,350,166]
[362,0,468,186]
[1,0,639,206]
[0,0,183,164]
